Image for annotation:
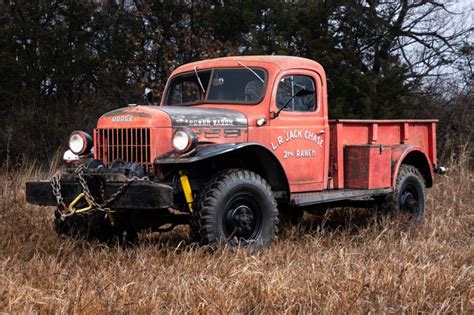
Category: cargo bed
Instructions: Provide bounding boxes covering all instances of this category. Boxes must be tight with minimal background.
[329,119,438,189]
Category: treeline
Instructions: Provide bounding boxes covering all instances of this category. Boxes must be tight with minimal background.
[0,0,472,164]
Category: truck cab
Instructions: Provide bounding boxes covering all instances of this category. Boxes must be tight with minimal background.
[160,56,329,193]
[26,56,441,250]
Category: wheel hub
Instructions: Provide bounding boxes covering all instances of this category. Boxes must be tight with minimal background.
[400,189,419,213]
[229,205,255,236]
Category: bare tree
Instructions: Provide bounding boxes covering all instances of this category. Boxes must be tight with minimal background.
[334,1,470,83]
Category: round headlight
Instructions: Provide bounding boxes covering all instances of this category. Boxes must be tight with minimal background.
[172,130,191,152]
[172,129,196,153]
[69,131,93,155]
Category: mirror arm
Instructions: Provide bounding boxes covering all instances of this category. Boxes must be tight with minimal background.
[272,95,296,119]
[270,88,315,120]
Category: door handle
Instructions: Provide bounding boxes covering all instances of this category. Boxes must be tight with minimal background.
[319,130,325,135]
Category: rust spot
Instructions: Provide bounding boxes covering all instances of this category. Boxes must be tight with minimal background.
[102,108,152,118]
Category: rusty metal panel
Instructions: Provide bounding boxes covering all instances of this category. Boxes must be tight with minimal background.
[344,145,391,189]
[329,119,438,191]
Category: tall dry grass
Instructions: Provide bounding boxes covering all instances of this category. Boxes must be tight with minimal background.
[0,152,472,314]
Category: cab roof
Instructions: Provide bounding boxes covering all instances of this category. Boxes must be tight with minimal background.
[172,55,325,74]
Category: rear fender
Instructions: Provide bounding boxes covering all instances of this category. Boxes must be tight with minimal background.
[391,145,434,188]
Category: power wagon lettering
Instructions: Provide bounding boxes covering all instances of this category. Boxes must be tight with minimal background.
[176,118,234,127]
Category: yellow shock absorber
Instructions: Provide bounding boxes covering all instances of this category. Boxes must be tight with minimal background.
[179,171,194,212]
[107,213,116,226]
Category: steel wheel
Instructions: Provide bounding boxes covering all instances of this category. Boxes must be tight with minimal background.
[399,182,421,216]
[382,164,426,221]
[193,169,278,251]
[222,193,263,244]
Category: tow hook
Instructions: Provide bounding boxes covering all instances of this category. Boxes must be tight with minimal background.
[68,192,94,214]
[435,166,447,175]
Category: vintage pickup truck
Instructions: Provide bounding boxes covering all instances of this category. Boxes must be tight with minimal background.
[26,56,444,250]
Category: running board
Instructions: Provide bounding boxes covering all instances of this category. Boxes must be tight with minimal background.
[290,188,391,207]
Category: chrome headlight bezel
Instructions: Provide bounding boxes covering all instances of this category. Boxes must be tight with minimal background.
[69,131,93,155]
[172,128,197,153]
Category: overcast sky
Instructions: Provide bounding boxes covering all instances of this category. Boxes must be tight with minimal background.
[453,0,473,41]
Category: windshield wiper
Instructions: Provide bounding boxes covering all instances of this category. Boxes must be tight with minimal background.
[194,66,206,94]
[237,61,264,83]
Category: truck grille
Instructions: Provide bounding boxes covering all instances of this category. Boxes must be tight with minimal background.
[94,128,152,171]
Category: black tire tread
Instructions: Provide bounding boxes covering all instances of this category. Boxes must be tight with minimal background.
[384,164,426,215]
[193,169,279,248]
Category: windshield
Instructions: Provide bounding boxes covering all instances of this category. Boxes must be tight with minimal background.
[165,68,266,105]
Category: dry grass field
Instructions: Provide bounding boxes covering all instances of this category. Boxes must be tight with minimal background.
[0,153,472,314]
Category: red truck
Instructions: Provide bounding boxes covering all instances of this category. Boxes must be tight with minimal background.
[26,56,444,250]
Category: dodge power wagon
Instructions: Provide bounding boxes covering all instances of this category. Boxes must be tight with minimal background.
[26,56,444,250]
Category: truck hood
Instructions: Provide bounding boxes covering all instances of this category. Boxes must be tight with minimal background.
[98,105,248,129]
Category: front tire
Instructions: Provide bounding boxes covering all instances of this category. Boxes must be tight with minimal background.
[193,169,278,251]
[383,164,426,221]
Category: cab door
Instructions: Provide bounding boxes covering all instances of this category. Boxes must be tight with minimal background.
[269,70,327,192]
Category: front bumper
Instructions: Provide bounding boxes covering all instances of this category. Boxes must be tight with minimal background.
[26,176,173,210]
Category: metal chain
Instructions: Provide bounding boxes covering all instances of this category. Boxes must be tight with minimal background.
[75,164,113,213]
[75,164,148,213]
[50,170,70,215]
[51,163,149,217]
[49,171,63,205]
[100,180,132,208]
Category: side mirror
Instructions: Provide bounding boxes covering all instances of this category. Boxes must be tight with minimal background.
[144,87,153,105]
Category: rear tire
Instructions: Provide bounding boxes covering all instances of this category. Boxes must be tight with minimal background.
[382,164,426,221]
[192,169,279,251]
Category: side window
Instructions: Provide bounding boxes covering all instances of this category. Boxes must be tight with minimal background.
[276,75,316,112]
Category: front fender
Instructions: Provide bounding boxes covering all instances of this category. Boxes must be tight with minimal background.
[155,143,289,193]
[155,143,254,164]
